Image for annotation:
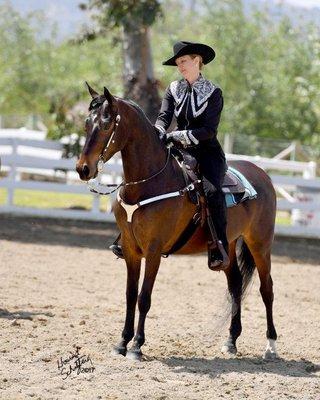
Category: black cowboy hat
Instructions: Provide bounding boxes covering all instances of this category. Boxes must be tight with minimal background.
[162,41,215,66]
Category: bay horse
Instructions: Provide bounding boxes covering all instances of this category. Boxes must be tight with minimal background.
[76,84,278,361]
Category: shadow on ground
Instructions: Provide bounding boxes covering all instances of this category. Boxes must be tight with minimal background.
[272,236,320,265]
[1,215,319,264]
[0,308,55,320]
[160,355,320,379]
[0,214,118,250]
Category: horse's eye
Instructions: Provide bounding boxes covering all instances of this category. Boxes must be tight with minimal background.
[101,115,111,124]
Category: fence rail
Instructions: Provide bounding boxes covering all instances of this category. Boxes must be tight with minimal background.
[1,131,319,238]
[0,135,120,221]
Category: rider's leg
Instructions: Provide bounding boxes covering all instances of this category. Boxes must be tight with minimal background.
[201,154,229,271]
[208,189,229,269]
[208,188,229,253]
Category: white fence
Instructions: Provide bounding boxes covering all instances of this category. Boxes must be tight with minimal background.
[0,129,320,238]
[0,131,122,221]
[227,153,320,238]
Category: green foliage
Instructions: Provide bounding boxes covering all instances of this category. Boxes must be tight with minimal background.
[0,2,122,132]
[82,0,163,28]
[0,0,319,159]
[0,3,50,114]
[151,0,320,157]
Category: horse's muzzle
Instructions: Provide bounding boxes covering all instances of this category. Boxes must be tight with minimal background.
[76,162,92,181]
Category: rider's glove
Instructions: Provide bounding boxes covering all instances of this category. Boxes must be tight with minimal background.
[154,125,167,142]
[166,130,199,148]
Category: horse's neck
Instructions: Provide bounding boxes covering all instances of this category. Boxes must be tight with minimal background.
[120,109,174,201]
[121,126,167,182]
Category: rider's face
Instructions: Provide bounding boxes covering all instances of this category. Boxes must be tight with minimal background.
[175,55,200,82]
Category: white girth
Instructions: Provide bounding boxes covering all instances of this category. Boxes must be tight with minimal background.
[117,182,196,223]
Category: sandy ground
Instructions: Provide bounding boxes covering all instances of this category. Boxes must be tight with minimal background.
[0,215,319,400]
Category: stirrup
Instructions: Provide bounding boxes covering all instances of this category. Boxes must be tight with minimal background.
[109,244,124,259]
[208,240,230,271]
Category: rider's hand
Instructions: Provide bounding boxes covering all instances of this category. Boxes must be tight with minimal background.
[154,125,167,143]
[166,130,192,147]
[166,130,190,146]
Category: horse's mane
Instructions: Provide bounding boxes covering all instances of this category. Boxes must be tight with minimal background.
[89,96,152,125]
[88,95,156,137]
[126,99,148,119]
[124,99,154,128]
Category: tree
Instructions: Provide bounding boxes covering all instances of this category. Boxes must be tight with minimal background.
[1,0,319,159]
[0,2,122,132]
[0,4,50,116]
[80,0,163,122]
[193,0,320,156]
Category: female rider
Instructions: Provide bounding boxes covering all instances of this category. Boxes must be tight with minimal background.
[111,40,229,271]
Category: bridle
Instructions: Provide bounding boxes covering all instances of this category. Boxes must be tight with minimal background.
[86,110,171,195]
[98,114,121,165]
[83,94,200,225]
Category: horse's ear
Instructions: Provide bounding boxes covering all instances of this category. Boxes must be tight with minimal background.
[104,86,115,105]
[85,81,99,99]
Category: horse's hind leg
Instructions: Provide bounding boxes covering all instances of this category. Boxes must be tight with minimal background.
[113,253,141,357]
[126,246,161,361]
[222,240,242,355]
[248,242,278,359]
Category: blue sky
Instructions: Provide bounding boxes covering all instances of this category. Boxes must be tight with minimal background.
[8,0,320,42]
[284,0,320,7]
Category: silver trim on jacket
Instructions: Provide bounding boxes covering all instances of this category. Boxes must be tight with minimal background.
[170,75,217,118]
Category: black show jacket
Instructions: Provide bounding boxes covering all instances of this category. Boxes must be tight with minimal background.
[155,74,225,158]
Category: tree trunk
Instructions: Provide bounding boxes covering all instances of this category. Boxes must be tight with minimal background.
[122,21,161,123]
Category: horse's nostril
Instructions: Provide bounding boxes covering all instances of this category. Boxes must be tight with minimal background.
[83,165,90,178]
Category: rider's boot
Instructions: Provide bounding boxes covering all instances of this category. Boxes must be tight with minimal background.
[207,190,230,271]
[208,239,229,271]
[109,234,124,259]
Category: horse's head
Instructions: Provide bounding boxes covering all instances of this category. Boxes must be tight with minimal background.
[76,83,127,181]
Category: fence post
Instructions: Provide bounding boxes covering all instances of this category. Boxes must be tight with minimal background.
[91,193,100,215]
[91,172,101,216]
[304,161,316,179]
[290,141,297,161]
[7,138,17,206]
[223,133,234,154]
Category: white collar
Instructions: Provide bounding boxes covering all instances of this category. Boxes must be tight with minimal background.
[170,74,216,106]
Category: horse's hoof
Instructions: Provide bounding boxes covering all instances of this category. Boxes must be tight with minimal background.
[111,345,127,357]
[221,343,237,355]
[126,349,143,361]
[263,339,278,360]
[263,349,279,360]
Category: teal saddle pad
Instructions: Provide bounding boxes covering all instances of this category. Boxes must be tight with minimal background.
[224,166,258,208]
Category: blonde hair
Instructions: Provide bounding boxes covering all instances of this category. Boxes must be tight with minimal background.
[190,54,203,70]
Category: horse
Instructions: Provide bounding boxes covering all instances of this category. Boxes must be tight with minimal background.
[76,84,278,361]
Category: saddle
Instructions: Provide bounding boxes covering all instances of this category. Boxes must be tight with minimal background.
[172,148,246,195]
[163,147,257,258]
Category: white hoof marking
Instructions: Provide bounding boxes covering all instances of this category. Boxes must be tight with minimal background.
[263,339,278,360]
[221,338,237,355]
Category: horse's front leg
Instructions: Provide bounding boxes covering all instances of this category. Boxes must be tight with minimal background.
[113,253,141,356]
[126,247,161,361]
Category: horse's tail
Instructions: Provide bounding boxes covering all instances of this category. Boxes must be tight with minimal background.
[236,237,256,299]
